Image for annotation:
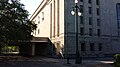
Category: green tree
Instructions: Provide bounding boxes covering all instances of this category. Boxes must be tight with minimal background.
[0,0,37,46]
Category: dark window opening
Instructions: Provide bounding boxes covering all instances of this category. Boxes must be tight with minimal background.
[81,43,86,51]
[38,16,40,24]
[89,7,92,14]
[80,16,83,24]
[90,43,95,51]
[80,27,84,35]
[80,0,83,2]
[97,8,100,15]
[88,0,91,4]
[98,43,102,51]
[97,19,100,26]
[89,28,93,36]
[96,0,99,5]
[80,5,83,13]
[89,17,92,25]
[97,29,100,36]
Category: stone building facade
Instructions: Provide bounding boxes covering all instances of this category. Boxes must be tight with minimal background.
[30,0,120,58]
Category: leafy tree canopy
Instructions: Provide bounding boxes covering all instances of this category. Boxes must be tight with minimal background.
[0,0,37,46]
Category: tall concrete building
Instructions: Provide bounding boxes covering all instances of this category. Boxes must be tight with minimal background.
[30,0,120,58]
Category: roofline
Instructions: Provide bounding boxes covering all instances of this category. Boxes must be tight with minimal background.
[30,0,49,21]
[29,0,44,20]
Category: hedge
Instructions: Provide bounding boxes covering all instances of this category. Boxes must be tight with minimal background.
[114,54,120,67]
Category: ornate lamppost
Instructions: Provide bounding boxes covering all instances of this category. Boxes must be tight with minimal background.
[71,0,82,64]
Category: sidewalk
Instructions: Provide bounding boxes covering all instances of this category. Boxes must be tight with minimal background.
[60,59,114,67]
[0,56,114,67]
[33,57,114,67]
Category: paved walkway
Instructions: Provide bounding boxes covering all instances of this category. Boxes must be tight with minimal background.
[47,58,114,67]
[0,56,114,67]
[29,57,114,67]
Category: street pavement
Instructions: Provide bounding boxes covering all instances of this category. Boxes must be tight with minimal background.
[0,56,114,67]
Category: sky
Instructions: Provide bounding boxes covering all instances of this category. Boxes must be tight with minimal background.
[20,0,42,16]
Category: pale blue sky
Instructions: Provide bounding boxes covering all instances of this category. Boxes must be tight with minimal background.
[20,0,42,15]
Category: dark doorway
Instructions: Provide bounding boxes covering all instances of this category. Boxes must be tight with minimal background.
[35,43,48,56]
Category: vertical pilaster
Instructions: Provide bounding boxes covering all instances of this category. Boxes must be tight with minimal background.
[83,0,89,36]
[31,44,35,56]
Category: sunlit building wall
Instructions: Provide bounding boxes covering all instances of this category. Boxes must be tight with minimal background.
[30,0,120,58]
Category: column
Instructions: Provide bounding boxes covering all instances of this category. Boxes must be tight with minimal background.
[31,43,35,56]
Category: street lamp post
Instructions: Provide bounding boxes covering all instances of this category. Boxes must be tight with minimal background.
[71,0,82,64]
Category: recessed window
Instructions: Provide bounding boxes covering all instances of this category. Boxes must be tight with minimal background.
[38,29,40,34]
[89,7,92,14]
[88,0,91,4]
[38,16,40,24]
[89,28,93,36]
[80,16,83,24]
[89,17,92,25]
[98,43,102,51]
[80,5,83,13]
[81,43,86,51]
[80,27,84,35]
[97,29,100,36]
[42,12,44,21]
[80,0,83,2]
[96,0,99,5]
[90,43,95,51]
[97,19,100,26]
[97,8,100,15]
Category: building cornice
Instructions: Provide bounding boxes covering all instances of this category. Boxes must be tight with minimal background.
[30,0,50,21]
[47,0,52,4]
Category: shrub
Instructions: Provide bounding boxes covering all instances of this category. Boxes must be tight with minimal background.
[114,54,120,67]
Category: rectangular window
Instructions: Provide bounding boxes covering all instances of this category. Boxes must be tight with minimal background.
[81,43,86,51]
[90,43,95,51]
[97,29,100,36]
[80,0,83,2]
[35,30,37,35]
[96,0,99,5]
[89,7,92,14]
[89,17,92,25]
[42,12,44,21]
[80,27,84,35]
[38,16,40,24]
[38,29,40,34]
[80,16,83,24]
[97,19,100,26]
[89,28,93,36]
[80,5,83,13]
[88,0,91,4]
[98,43,102,51]
[97,8,100,15]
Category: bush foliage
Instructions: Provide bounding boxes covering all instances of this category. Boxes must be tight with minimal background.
[114,54,120,67]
